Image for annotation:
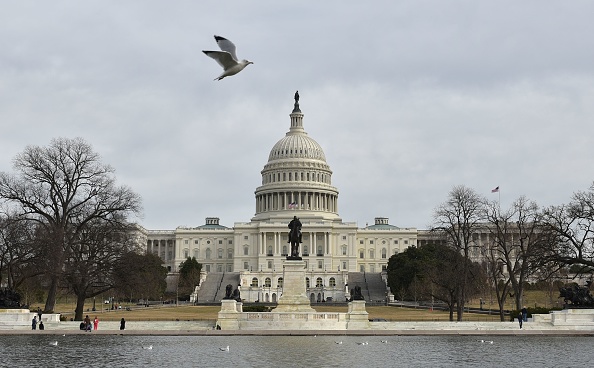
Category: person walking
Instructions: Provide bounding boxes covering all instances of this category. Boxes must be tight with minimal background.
[84,315,91,332]
[521,306,528,322]
[93,316,99,330]
[518,311,523,329]
[32,316,37,330]
[120,318,126,330]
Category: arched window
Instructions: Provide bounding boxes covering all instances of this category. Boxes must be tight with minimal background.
[359,249,364,259]
[369,249,374,259]
[317,245,323,255]
[282,245,288,255]
[251,277,259,287]
[244,246,249,256]
[303,245,309,255]
[227,248,233,259]
[341,245,347,255]
[218,248,223,259]
[205,248,211,259]
[277,277,283,288]
[267,245,273,256]
[265,277,271,287]
[329,277,336,287]
[381,248,387,259]
[316,277,323,287]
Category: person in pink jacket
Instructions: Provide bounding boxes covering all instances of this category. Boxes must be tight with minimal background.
[93,316,99,330]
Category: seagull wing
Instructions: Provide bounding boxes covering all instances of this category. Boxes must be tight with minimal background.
[214,35,238,61]
[202,51,238,70]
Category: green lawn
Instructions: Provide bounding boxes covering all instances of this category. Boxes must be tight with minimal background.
[30,289,562,322]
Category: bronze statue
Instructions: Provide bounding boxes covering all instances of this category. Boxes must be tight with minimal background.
[293,91,301,113]
[349,286,364,301]
[559,281,594,307]
[0,289,23,309]
[232,287,241,302]
[223,284,233,299]
[287,215,302,259]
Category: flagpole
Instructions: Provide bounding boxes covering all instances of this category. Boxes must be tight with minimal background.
[492,186,500,214]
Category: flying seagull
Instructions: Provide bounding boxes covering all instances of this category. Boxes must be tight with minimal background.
[203,35,253,81]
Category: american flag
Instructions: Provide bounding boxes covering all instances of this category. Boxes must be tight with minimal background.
[288,202,297,209]
[491,186,499,193]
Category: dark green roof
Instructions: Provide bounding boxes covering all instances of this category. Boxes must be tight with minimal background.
[195,224,229,230]
[365,224,400,230]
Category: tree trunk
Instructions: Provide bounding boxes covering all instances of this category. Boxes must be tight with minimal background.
[74,292,87,321]
[44,276,59,313]
[456,288,465,321]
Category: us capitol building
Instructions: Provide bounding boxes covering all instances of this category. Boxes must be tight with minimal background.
[138,93,421,303]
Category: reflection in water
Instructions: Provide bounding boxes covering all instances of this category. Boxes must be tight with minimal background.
[1,334,593,368]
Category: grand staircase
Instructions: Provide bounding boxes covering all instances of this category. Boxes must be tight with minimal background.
[347,272,388,305]
[195,272,240,303]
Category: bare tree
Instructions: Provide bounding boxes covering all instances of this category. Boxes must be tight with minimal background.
[432,185,485,321]
[0,213,41,290]
[483,196,552,318]
[65,219,141,320]
[0,137,142,312]
[542,183,594,270]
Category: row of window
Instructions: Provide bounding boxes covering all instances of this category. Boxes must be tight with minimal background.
[359,239,411,245]
[249,277,336,288]
[184,239,233,245]
[176,246,399,262]
[177,237,413,247]
[264,171,329,184]
[246,259,346,272]
[183,248,233,259]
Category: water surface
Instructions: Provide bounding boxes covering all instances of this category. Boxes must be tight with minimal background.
[0,334,591,367]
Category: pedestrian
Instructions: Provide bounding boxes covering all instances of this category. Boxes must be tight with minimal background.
[521,306,528,322]
[39,321,45,330]
[32,316,37,330]
[84,315,91,332]
[120,318,126,330]
[37,307,42,321]
[518,311,523,329]
[93,316,99,330]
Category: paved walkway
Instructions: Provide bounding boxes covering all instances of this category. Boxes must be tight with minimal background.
[2,320,594,336]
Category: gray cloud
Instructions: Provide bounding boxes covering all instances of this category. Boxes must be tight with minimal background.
[1,0,593,230]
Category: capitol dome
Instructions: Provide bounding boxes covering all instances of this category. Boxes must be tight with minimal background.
[268,134,326,162]
[252,92,340,221]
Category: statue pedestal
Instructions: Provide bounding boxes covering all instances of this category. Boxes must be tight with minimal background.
[217,300,242,330]
[274,260,315,313]
[346,300,370,329]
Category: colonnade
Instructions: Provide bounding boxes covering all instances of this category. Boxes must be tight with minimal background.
[255,191,337,213]
[146,238,175,261]
[257,231,332,256]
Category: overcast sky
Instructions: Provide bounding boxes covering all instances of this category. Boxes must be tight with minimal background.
[1,1,593,230]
